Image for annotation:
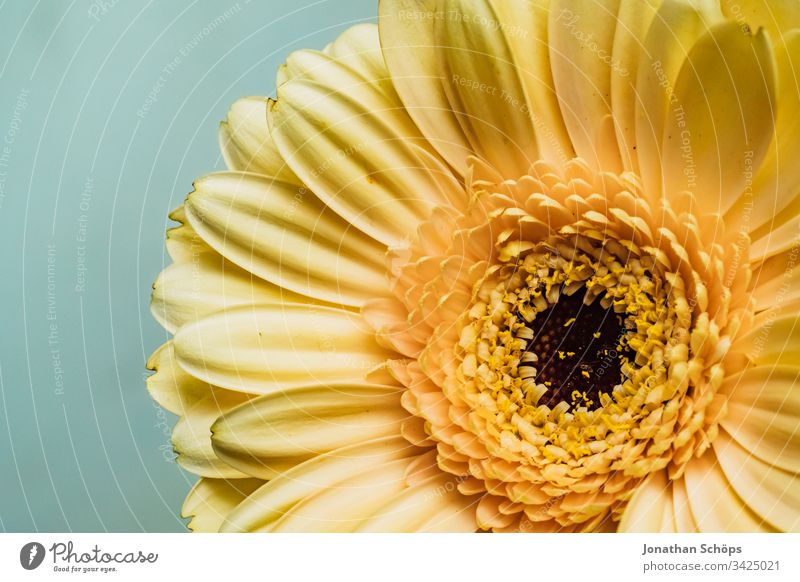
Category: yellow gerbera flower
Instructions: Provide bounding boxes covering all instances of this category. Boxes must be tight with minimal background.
[148,0,800,532]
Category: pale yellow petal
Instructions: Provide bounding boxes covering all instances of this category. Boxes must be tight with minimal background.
[160,216,277,349]
[164,207,213,263]
[147,343,257,477]
[219,96,298,182]
[671,477,699,532]
[659,487,678,533]
[380,1,572,171]
[721,0,800,39]
[747,214,800,264]
[270,48,460,246]
[713,431,799,531]
[419,498,480,532]
[172,392,252,479]
[221,436,419,532]
[185,172,388,307]
[683,450,770,532]
[489,0,574,165]
[146,341,220,415]
[173,304,395,394]
[378,0,476,174]
[661,21,775,214]
[549,0,622,171]
[739,312,800,368]
[182,478,263,532]
[609,0,662,172]
[634,0,723,202]
[355,473,477,532]
[432,0,539,176]
[289,25,398,102]
[720,366,800,473]
[322,24,392,94]
[151,252,310,334]
[618,470,671,532]
[748,248,800,312]
[210,384,407,479]
[730,33,800,238]
[267,458,412,532]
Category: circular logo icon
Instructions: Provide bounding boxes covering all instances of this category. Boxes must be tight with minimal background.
[20,542,46,570]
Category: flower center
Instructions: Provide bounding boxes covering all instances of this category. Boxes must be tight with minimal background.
[522,290,632,410]
[381,157,751,529]
[454,230,674,463]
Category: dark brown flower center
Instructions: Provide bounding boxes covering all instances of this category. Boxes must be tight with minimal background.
[521,290,631,410]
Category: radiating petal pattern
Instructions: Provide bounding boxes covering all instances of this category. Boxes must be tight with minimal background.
[270,41,462,246]
[148,0,800,533]
[185,172,389,307]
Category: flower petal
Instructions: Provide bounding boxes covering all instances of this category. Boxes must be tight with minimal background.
[219,97,298,182]
[355,473,477,532]
[270,46,461,246]
[549,0,622,171]
[713,431,799,532]
[748,249,800,312]
[609,0,662,172]
[747,213,800,264]
[147,342,257,477]
[182,478,264,532]
[430,0,540,176]
[738,311,800,368]
[221,436,419,531]
[671,477,699,532]
[730,32,800,238]
[378,0,480,174]
[661,21,776,214]
[263,458,412,532]
[185,172,388,307]
[172,392,253,479]
[151,252,310,334]
[658,487,679,533]
[173,303,396,394]
[721,0,800,38]
[720,365,800,474]
[146,342,220,415]
[210,384,408,479]
[618,470,671,532]
[164,206,213,263]
[634,0,723,202]
[490,0,574,165]
[322,24,391,93]
[683,450,770,532]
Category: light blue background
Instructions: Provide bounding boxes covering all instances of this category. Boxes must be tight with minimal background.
[0,0,375,532]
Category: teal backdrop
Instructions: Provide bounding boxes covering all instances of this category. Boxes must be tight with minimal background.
[0,0,375,532]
